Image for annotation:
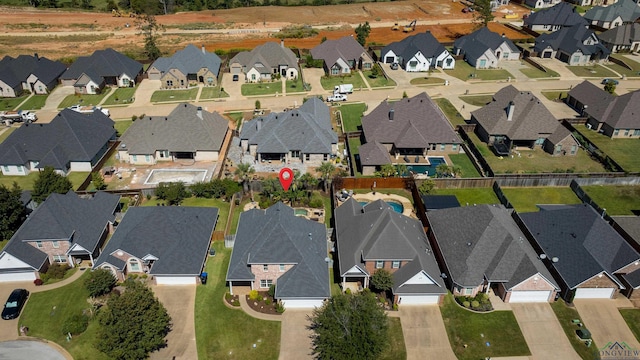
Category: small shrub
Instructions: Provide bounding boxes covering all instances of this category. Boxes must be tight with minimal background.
[61,313,89,335]
[232,299,240,307]
[248,290,260,301]
[85,268,117,297]
[276,302,285,313]
[131,115,137,121]
[471,300,480,308]
[393,303,398,311]
[225,292,233,301]
[265,298,272,305]
[345,288,352,294]
[268,284,276,298]
[33,279,43,286]
[46,263,71,280]
[463,301,471,308]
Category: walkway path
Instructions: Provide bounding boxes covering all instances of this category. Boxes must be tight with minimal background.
[358,70,372,91]
[97,87,115,106]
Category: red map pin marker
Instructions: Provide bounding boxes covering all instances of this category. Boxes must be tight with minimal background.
[279,167,294,191]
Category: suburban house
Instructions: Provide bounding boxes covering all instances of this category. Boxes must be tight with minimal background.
[583,89,640,138]
[310,36,374,76]
[0,109,115,176]
[0,191,120,282]
[599,23,640,52]
[534,24,610,65]
[0,54,67,97]
[565,0,606,7]
[470,85,578,156]
[118,103,229,165]
[610,216,640,298]
[358,92,461,176]
[229,41,299,82]
[93,206,218,285]
[427,204,559,303]
[226,202,330,308]
[583,0,640,30]
[60,48,143,94]
[335,198,447,305]
[380,31,455,71]
[453,27,520,69]
[524,0,561,9]
[147,44,222,88]
[565,80,614,116]
[517,204,640,300]
[240,97,337,166]
[523,2,588,32]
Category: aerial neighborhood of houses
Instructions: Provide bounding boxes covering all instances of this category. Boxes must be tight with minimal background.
[3,0,640,358]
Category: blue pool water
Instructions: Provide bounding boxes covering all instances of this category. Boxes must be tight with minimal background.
[359,201,404,213]
[404,157,447,176]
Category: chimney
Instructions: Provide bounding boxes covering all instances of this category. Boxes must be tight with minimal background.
[507,101,515,121]
[201,44,205,54]
[501,33,506,38]
[280,39,284,48]
[389,108,395,121]
[196,106,203,120]
[34,53,39,60]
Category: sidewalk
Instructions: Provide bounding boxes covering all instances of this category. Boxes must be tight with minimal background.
[32,266,88,293]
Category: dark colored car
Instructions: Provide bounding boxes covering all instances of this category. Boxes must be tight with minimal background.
[390,62,399,70]
[601,78,619,85]
[232,74,239,81]
[2,289,29,320]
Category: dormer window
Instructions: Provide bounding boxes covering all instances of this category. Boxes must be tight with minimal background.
[129,259,141,272]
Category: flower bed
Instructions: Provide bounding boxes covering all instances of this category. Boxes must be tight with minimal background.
[225,292,240,307]
[246,290,284,315]
[455,292,493,312]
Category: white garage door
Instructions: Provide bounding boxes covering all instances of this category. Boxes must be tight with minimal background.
[0,272,36,282]
[155,276,197,285]
[398,295,440,305]
[509,290,552,303]
[574,288,614,299]
[281,299,324,309]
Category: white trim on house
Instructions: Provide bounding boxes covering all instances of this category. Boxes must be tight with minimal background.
[155,276,197,285]
[397,295,440,305]
[574,288,615,299]
[280,299,324,309]
[509,290,553,303]
[0,271,37,282]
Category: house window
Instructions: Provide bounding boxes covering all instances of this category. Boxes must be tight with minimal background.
[570,144,577,155]
[122,78,130,86]
[324,154,328,161]
[375,261,384,269]
[392,261,400,269]
[291,150,300,158]
[464,288,473,295]
[17,167,23,173]
[145,155,151,162]
[555,144,562,154]
[3,165,9,172]
[35,241,43,249]
[503,52,509,59]
[279,264,285,272]
[159,150,168,158]
[132,155,138,162]
[263,264,269,272]
[634,130,640,136]
[39,86,44,92]
[52,241,60,248]
[572,55,581,64]
[129,259,141,272]
[166,80,173,87]
[305,154,310,161]
[53,255,66,263]
[364,63,372,69]
[409,61,418,69]
[431,144,437,151]
[331,67,340,75]
[260,279,273,288]
[624,129,630,136]
[440,144,445,151]
[446,58,453,67]
[452,144,458,151]
[251,74,256,81]
[207,77,214,85]
[614,129,620,136]
[180,79,185,87]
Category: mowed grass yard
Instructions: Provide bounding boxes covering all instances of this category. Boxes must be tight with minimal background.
[339,103,366,132]
[151,88,198,102]
[501,187,582,213]
[551,301,601,360]
[431,187,500,205]
[0,95,29,111]
[20,95,49,110]
[449,153,481,178]
[241,81,282,96]
[576,125,640,172]
[0,171,88,190]
[581,185,640,215]
[620,309,640,343]
[444,61,513,81]
[142,196,230,232]
[434,98,466,127]
[566,64,617,78]
[320,73,366,91]
[199,86,230,100]
[102,87,137,106]
[58,93,109,108]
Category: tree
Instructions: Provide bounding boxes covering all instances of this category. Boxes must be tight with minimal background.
[92,172,107,190]
[96,281,171,360]
[0,183,27,241]
[604,82,616,94]
[395,163,408,177]
[377,163,396,178]
[354,21,371,46]
[370,269,394,296]
[135,13,162,61]
[85,269,117,297]
[32,166,72,204]
[316,161,335,192]
[473,0,494,27]
[155,182,189,205]
[308,291,389,360]
[418,179,436,195]
[370,63,382,78]
[234,162,255,194]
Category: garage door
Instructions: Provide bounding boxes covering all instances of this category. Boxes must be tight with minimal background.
[281,299,324,309]
[574,288,614,299]
[509,290,552,303]
[398,295,440,305]
[155,276,197,285]
[0,272,36,282]
[543,51,552,58]
[385,56,395,64]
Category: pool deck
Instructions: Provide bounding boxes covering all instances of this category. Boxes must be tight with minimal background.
[351,192,414,218]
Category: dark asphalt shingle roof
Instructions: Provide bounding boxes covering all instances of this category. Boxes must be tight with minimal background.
[612,216,640,249]
[0,54,66,88]
[310,36,367,68]
[381,31,449,63]
[454,27,519,62]
[567,80,613,112]
[534,24,611,58]
[3,191,119,270]
[0,109,115,171]
[519,204,640,289]
[524,2,588,28]
[427,204,558,290]
[335,198,446,295]
[584,0,640,23]
[226,202,330,300]
[150,44,221,78]
[119,103,228,154]
[230,42,298,74]
[94,206,218,276]
[61,48,142,83]
[600,23,640,47]
[586,89,640,129]
[359,141,392,166]
[421,195,461,210]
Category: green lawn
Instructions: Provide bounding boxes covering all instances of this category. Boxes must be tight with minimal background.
[225,112,244,129]
[519,63,560,78]
[620,309,640,343]
[541,91,568,101]
[0,127,16,143]
[0,172,38,190]
[150,88,199,102]
[58,93,109,109]
[101,87,137,106]
[241,81,282,96]
[320,74,366,91]
[362,71,396,88]
[379,317,406,360]
[20,95,49,110]
[551,301,601,360]
[143,196,230,232]
[195,242,281,360]
[68,172,90,190]
[340,103,367,132]
[410,77,445,85]
[581,185,640,215]
[566,64,617,78]
[444,61,514,81]
[0,95,29,111]
[501,187,582,213]
[114,120,133,137]
[441,293,530,360]
[431,187,500,205]
[607,55,640,77]
[434,98,466,126]
[20,271,111,360]
[449,154,481,178]
[322,194,332,227]
[459,95,493,107]
[576,125,640,172]
[286,77,305,93]
[199,86,230,100]
[348,137,363,176]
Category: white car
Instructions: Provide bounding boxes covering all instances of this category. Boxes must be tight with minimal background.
[327,94,347,102]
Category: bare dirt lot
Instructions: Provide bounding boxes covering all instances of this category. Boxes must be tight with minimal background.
[0,1,530,59]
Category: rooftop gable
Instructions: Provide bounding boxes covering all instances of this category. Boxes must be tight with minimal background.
[149,44,221,77]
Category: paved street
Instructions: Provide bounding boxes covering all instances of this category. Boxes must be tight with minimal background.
[150,285,198,360]
[398,305,457,360]
[574,299,640,352]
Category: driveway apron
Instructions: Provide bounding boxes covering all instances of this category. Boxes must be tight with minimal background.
[574,299,640,353]
[398,305,457,360]
[150,285,197,360]
[279,309,313,360]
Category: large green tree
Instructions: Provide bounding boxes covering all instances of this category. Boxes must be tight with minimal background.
[0,183,27,242]
[155,182,189,205]
[473,0,495,27]
[316,162,335,192]
[32,166,73,204]
[234,162,255,194]
[135,13,163,60]
[370,269,394,295]
[355,22,371,46]
[96,281,171,360]
[85,268,117,298]
[308,291,389,360]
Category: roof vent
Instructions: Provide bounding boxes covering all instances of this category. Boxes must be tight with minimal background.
[467,242,472,247]
[552,257,559,263]
[539,254,547,260]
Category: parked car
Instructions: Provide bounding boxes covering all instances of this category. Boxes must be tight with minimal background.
[601,78,619,85]
[2,289,29,320]
[232,74,239,81]
[327,94,348,102]
[462,7,474,13]
[390,62,399,70]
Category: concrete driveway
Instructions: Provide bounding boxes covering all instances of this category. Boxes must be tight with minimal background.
[0,284,29,341]
[150,285,197,360]
[398,305,457,360]
[511,303,581,360]
[574,299,640,353]
[279,309,313,360]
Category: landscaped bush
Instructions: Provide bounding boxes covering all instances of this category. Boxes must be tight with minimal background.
[248,290,260,301]
[276,302,285,313]
[61,313,89,335]
[462,301,470,308]
[456,293,494,311]
[33,279,43,286]
[471,300,480,308]
[46,263,71,280]
[268,284,276,298]
[84,268,117,297]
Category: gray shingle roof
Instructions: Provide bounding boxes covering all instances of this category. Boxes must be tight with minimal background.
[421,195,461,210]
[622,269,640,288]
[230,42,298,74]
[310,36,367,69]
[94,206,218,276]
[0,54,66,88]
[427,204,558,290]
[471,85,561,141]
[567,80,613,112]
[519,204,640,289]
[2,191,119,271]
[226,202,330,299]
[61,48,142,83]
[584,0,640,23]
[612,216,640,249]
[335,198,446,295]
[524,2,588,28]
[119,103,228,154]
[359,141,392,166]
[600,23,640,46]
[534,24,611,57]
[381,31,449,63]
[240,97,337,154]
[454,27,519,62]
[149,44,221,78]
[586,89,640,129]
[0,109,115,171]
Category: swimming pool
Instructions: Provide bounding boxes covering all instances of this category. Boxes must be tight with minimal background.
[144,169,208,185]
[403,157,447,176]
[359,201,404,213]
[294,208,309,216]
